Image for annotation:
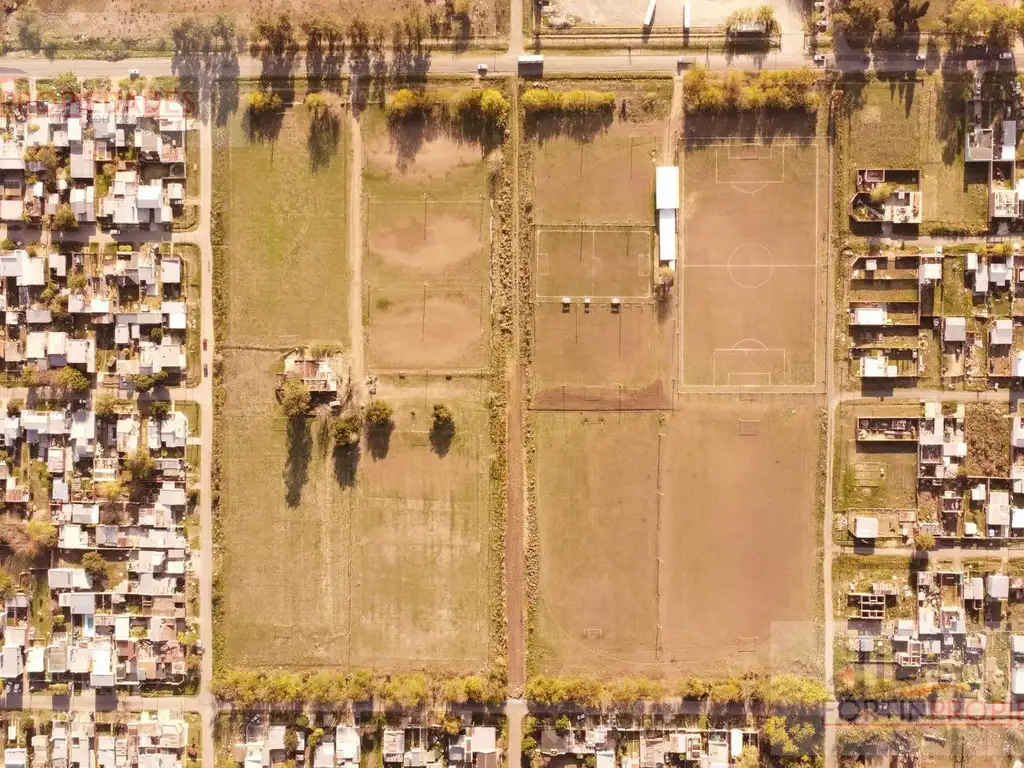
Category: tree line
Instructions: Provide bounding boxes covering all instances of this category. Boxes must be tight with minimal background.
[683,68,820,113]
[385,87,510,126]
[832,0,1024,47]
[521,88,616,115]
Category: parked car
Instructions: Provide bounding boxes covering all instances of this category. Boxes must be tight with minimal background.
[916,53,926,62]
[203,363,208,378]
[129,68,141,79]
[477,63,488,74]
[812,54,825,66]
[202,338,207,351]
[1000,51,1014,60]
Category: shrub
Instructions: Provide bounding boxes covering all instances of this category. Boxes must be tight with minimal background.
[522,88,615,114]
[913,531,936,551]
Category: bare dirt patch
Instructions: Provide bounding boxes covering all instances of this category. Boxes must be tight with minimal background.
[368,291,488,370]
[367,202,486,279]
[366,132,489,182]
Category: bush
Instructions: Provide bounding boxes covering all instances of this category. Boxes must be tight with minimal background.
[6,398,21,416]
[248,89,283,114]
[333,414,361,446]
[432,404,454,429]
[81,551,108,585]
[365,400,393,427]
[280,377,311,418]
[522,88,615,115]
[52,204,79,231]
[913,531,936,551]
[684,67,819,114]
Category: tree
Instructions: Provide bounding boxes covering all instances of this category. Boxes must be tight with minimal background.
[755,4,780,34]
[284,730,299,754]
[654,265,675,295]
[0,570,14,602]
[52,204,79,231]
[248,89,283,114]
[81,551,108,586]
[149,400,171,421]
[6,399,22,417]
[52,72,81,97]
[125,449,156,482]
[868,183,893,205]
[945,0,993,43]
[25,520,57,549]
[55,366,89,392]
[432,404,454,430]
[132,370,168,393]
[830,0,881,41]
[913,531,936,550]
[280,378,311,418]
[480,88,510,125]
[365,400,393,427]
[18,12,42,52]
[94,394,117,418]
[332,414,361,446]
[304,92,328,116]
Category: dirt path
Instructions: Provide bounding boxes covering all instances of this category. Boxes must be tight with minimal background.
[662,76,683,164]
[506,77,526,694]
[347,110,366,405]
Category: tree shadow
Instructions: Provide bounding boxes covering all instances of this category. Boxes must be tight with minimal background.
[429,422,455,457]
[333,443,360,487]
[284,416,312,507]
[308,110,342,171]
[366,422,393,460]
[524,108,615,146]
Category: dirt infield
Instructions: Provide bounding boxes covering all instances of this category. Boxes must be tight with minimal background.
[534,121,663,224]
[366,287,489,370]
[532,301,675,409]
[535,226,653,299]
[681,140,825,387]
[533,395,821,677]
[362,109,492,372]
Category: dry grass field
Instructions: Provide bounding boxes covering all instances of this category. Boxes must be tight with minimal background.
[844,79,989,229]
[217,89,349,348]
[533,120,662,225]
[680,140,824,387]
[533,395,821,678]
[362,108,493,372]
[535,226,652,299]
[217,95,493,671]
[220,353,491,669]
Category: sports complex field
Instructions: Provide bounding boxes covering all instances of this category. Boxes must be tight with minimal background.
[533,395,821,677]
[680,140,826,388]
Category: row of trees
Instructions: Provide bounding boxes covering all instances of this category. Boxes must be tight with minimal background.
[525,673,828,708]
[521,88,616,115]
[723,5,781,36]
[832,0,1024,47]
[211,669,504,708]
[683,68,820,113]
[385,87,510,126]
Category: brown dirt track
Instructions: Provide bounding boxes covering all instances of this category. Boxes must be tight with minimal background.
[533,395,821,677]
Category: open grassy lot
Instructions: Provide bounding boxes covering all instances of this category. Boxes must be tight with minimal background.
[833,402,921,512]
[216,86,349,347]
[219,353,491,670]
[362,107,493,372]
[533,394,821,678]
[681,140,824,387]
[965,403,1011,477]
[844,79,988,230]
[535,226,653,299]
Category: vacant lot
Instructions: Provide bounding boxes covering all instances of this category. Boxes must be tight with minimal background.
[845,79,988,230]
[220,353,491,669]
[534,395,821,677]
[833,403,921,512]
[216,88,348,348]
[681,140,824,386]
[965,403,1011,477]
[534,120,663,224]
[363,108,493,371]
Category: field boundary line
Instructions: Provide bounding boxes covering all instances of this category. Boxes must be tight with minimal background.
[715,144,786,185]
[713,347,787,388]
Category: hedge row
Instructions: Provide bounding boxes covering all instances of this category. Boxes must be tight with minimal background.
[385,87,509,125]
[521,88,616,115]
[683,67,820,113]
